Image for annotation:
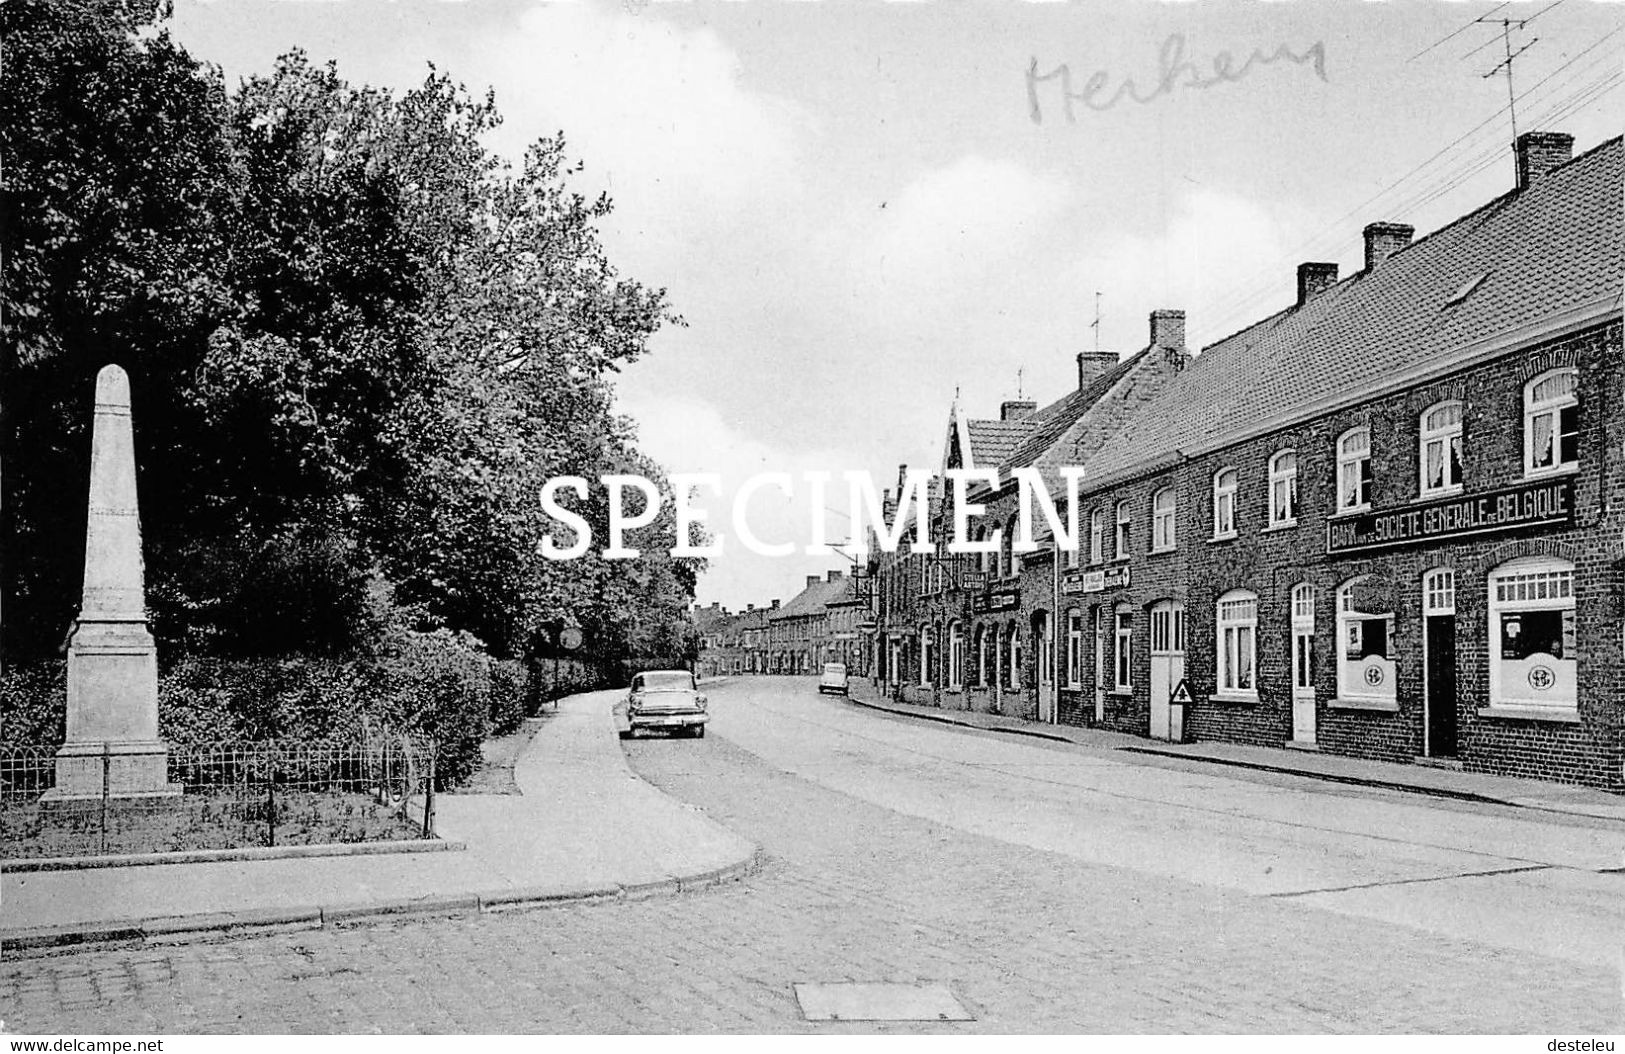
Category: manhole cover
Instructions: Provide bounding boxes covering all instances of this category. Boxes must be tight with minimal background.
[793,982,973,1022]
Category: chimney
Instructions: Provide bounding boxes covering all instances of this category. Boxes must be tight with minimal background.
[1296,262,1338,305]
[747,603,755,612]
[1515,130,1574,190]
[770,599,780,610]
[1000,399,1037,421]
[827,569,843,582]
[1149,309,1185,352]
[806,575,820,589]
[1363,222,1414,272]
[1076,351,1117,391]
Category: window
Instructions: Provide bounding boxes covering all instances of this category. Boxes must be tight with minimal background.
[1420,401,1463,495]
[1488,557,1576,712]
[1424,568,1455,615]
[919,623,933,687]
[1114,501,1131,560]
[1113,606,1133,691]
[1212,468,1237,539]
[1088,507,1104,565]
[975,624,989,687]
[1216,590,1258,696]
[1269,450,1298,526]
[1337,577,1395,701]
[1010,624,1023,688]
[1524,368,1579,475]
[1003,515,1021,578]
[1291,583,1315,694]
[1337,428,1372,512]
[1066,609,1083,688]
[948,621,964,690]
[1151,487,1176,552]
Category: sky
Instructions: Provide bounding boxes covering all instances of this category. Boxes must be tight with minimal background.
[167,0,1624,612]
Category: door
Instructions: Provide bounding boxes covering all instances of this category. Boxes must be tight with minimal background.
[1423,570,1457,758]
[1291,583,1317,745]
[1034,611,1055,723]
[1148,601,1186,741]
[1091,607,1105,722]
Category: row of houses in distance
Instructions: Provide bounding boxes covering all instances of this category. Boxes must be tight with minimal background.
[691,570,870,679]
[860,130,1623,791]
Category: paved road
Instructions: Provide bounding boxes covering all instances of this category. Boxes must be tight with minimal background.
[3,677,1621,1033]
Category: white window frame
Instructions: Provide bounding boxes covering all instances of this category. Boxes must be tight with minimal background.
[1291,583,1315,694]
[1066,608,1083,688]
[1113,606,1133,692]
[1269,449,1298,527]
[975,624,989,687]
[919,623,933,687]
[948,620,964,690]
[1215,589,1258,698]
[1151,487,1176,552]
[1114,500,1131,560]
[1212,468,1237,539]
[1007,623,1022,689]
[1488,556,1576,714]
[1523,368,1579,477]
[1337,427,1372,512]
[1336,576,1396,702]
[1088,507,1104,565]
[1419,401,1464,496]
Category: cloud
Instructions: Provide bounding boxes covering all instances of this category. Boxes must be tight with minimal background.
[476,5,809,264]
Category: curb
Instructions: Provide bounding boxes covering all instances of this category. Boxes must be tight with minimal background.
[4,838,466,874]
[0,849,767,956]
[845,693,1077,745]
[843,689,1625,822]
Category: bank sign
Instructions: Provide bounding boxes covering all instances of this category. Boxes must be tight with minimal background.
[1326,477,1574,556]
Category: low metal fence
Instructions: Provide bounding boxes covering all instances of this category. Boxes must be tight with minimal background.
[0,737,438,861]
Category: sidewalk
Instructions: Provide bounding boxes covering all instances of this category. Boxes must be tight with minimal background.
[843,678,1625,823]
[1,689,759,952]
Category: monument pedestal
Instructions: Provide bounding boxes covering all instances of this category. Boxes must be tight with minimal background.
[40,620,180,803]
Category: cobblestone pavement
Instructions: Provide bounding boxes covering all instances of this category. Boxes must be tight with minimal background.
[2,683,1620,1033]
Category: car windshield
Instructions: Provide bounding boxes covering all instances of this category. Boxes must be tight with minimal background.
[637,672,694,692]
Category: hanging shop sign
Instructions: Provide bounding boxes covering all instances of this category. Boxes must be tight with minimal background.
[1326,477,1575,556]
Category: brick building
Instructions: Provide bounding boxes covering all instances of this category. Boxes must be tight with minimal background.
[1051,132,1623,790]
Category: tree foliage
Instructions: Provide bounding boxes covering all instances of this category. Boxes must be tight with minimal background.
[2,0,702,679]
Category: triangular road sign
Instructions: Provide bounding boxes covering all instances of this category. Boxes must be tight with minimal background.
[1170,679,1194,705]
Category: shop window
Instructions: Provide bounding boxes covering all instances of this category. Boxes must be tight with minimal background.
[1066,608,1083,688]
[1337,428,1372,512]
[1420,401,1464,495]
[1115,500,1131,560]
[1336,576,1395,701]
[975,624,989,687]
[1269,450,1298,526]
[1151,487,1176,552]
[919,623,933,688]
[1212,468,1238,539]
[1114,606,1133,691]
[1488,557,1576,713]
[1524,369,1579,475]
[1089,507,1104,565]
[1216,590,1258,696]
[948,620,964,690]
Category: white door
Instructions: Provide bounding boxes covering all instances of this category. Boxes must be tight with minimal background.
[1035,612,1055,723]
[1148,601,1186,741]
[1092,608,1105,722]
[1291,584,1316,745]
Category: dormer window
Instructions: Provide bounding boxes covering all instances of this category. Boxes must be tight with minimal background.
[1420,401,1463,495]
[1524,368,1579,476]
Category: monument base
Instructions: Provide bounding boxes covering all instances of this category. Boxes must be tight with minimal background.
[40,740,182,803]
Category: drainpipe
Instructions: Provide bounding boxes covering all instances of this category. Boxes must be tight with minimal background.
[1051,542,1060,724]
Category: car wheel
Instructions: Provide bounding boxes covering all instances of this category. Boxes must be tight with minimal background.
[619,728,634,740]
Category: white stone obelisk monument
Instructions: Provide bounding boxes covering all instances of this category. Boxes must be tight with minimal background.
[44,365,180,801]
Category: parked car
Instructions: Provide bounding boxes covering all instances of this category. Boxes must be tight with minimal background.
[818,662,849,696]
[619,670,709,738]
